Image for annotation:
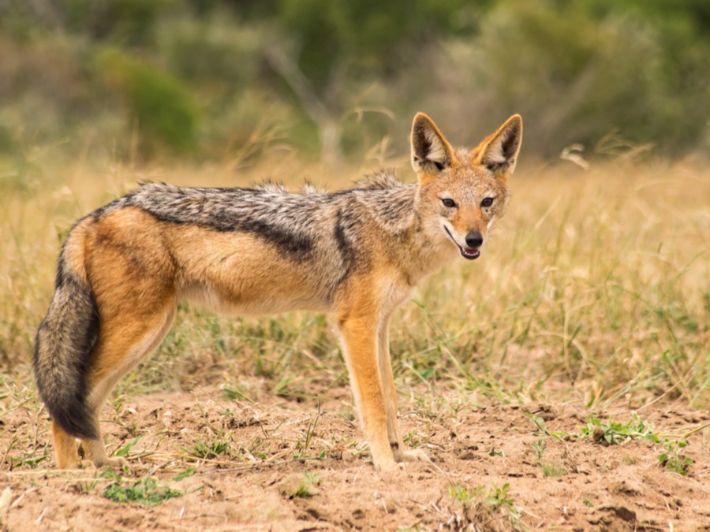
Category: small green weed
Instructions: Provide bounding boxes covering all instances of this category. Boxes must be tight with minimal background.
[448,482,520,521]
[541,462,567,477]
[189,439,231,460]
[488,447,504,457]
[580,415,659,446]
[174,467,196,481]
[99,469,121,481]
[115,438,139,458]
[75,480,98,495]
[658,440,693,476]
[446,482,521,530]
[448,484,472,505]
[485,483,519,517]
[580,415,695,476]
[532,438,546,460]
[102,477,181,506]
[8,451,48,469]
[292,472,321,498]
[525,413,569,440]
[293,408,321,460]
[530,437,566,476]
[403,431,421,448]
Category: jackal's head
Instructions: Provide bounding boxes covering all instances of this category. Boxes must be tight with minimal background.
[411,112,523,260]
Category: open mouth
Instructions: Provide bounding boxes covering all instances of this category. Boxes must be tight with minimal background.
[460,246,480,260]
[444,226,481,260]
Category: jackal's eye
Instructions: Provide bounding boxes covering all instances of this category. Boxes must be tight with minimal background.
[441,198,457,208]
[481,197,494,208]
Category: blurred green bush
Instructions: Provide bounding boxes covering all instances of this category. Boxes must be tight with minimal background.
[0,0,707,163]
[429,0,710,156]
[95,48,198,155]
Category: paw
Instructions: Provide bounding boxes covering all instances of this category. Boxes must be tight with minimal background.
[92,456,128,470]
[374,458,402,475]
[56,458,82,470]
[371,450,400,474]
[394,447,431,463]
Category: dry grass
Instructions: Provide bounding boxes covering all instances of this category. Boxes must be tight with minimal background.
[1,154,709,529]
[0,154,708,413]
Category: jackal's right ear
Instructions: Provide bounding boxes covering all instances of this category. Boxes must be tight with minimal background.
[410,113,454,176]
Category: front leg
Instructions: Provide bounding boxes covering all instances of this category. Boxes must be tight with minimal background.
[339,314,396,472]
[377,317,402,452]
[377,318,430,464]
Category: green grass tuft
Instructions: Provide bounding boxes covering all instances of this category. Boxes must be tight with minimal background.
[102,477,181,506]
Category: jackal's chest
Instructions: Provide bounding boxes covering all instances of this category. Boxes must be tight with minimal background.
[375,273,416,315]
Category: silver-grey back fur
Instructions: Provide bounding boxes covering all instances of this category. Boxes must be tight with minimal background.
[110,172,417,245]
[97,171,419,298]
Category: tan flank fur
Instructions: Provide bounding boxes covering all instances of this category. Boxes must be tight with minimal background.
[33,113,523,472]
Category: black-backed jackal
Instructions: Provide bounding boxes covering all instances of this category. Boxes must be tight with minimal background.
[34,113,523,472]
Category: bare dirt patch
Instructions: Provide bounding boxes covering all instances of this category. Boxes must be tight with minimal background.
[1,385,708,531]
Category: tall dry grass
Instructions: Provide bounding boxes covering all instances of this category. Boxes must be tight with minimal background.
[1,155,708,410]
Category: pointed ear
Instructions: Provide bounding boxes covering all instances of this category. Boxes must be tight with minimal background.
[473,114,523,179]
[410,112,455,175]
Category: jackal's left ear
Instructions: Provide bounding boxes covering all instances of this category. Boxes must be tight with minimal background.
[410,112,455,175]
[473,114,523,179]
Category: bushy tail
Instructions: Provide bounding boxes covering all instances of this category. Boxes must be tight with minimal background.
[33,228,99,440]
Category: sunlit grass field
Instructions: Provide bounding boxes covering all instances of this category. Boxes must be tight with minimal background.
[1,155,708,410]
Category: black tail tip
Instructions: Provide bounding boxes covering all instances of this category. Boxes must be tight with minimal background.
[50,403,98,440]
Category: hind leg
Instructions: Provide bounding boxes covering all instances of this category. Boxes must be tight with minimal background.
[47,207,179,469]
[79,306,176,468]
[52,420,81,469]
[49,310,175,471]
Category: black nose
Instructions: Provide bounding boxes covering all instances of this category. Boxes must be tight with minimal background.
[465,232,483,248]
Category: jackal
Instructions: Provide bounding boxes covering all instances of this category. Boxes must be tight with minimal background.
[34,113,523,472]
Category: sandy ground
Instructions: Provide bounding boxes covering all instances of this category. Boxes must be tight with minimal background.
[1,386,708,531]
